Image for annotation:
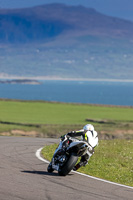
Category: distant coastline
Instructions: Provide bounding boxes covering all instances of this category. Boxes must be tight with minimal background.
[0,75,133,83]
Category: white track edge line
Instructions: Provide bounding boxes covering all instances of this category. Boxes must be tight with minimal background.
[35,147,133,190]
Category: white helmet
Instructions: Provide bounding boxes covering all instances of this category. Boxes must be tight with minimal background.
[83,124,94,132]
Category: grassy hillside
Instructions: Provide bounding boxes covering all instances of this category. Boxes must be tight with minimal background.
[1,4,133,43]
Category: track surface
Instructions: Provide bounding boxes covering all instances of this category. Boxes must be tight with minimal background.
[0,136,132,200]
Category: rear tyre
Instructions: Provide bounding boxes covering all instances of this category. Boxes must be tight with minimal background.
[58,154,78,176]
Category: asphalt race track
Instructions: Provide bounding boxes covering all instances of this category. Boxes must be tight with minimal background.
[0,136,132,200]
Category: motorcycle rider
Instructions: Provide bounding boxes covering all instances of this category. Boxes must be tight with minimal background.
[51,124,98,171]
[66,124,98,170]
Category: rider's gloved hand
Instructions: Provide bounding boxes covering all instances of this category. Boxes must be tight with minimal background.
[61,133,71,141]
[60,134,69,141]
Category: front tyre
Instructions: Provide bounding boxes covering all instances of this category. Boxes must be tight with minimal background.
[58,154,78,176]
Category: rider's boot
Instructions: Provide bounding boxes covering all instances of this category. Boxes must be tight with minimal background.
[47,161,54,173]
[73,162,84,171]
[73,159,88,171]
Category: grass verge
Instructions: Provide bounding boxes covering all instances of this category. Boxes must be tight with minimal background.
[41,139,133,187]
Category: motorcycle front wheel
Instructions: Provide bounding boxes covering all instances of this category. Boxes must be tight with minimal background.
[58,154,78,176]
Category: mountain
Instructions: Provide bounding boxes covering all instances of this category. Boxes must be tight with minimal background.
[0,3,133,43]
[0,4,133,80]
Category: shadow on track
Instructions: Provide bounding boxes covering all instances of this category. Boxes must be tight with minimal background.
[21,170,73,176]
[21,170,59,176]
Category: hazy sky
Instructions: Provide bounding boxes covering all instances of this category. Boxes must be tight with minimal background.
[0,0,133,21]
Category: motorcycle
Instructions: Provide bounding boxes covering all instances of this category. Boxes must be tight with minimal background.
[47,135,92,176]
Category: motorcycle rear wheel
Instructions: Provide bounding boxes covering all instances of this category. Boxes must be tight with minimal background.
[58,154,78,176]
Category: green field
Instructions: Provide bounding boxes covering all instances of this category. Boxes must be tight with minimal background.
[0,99,133,123]
[0,99,133,138]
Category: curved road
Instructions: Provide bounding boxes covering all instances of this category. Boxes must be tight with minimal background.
[0,136,132,200]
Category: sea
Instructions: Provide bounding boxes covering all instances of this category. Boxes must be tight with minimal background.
[0,80,133,106]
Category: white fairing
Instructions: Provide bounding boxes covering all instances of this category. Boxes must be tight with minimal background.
[86,130,98,148]
[68,140,86,149]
